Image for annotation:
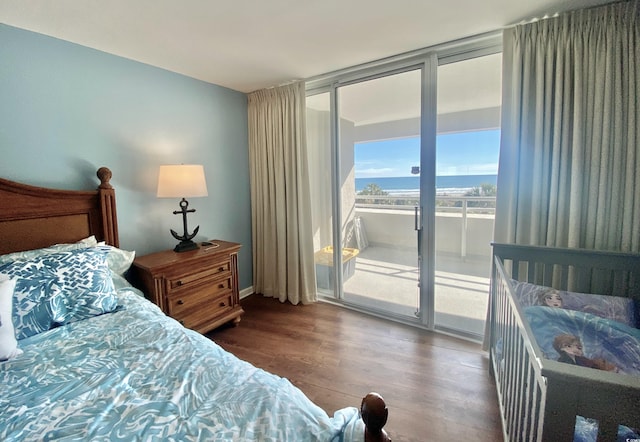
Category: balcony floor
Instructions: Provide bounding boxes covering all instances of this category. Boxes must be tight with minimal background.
[339,245,491,341]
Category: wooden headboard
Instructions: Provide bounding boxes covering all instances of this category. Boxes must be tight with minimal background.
[0,167,119,255]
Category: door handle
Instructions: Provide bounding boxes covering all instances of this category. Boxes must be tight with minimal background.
[415,205,423,287]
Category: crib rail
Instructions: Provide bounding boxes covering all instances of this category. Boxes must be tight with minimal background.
[491,253,547,441]
[491,243,640,299]
[489,243,640,442]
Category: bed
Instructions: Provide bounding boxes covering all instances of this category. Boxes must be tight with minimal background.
[0,167,391,442]
[488,242,640,442]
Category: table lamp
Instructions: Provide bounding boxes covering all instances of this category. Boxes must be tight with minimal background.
[157,164,208,252]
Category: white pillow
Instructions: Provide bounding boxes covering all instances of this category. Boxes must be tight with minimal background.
[96,243,136,276]
[0,276,22,361]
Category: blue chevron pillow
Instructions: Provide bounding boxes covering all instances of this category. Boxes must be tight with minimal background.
[0,247,118,340]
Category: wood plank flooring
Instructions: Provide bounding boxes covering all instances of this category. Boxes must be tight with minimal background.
[207,295,504,442]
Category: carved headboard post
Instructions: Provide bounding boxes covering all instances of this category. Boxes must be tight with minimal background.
[97,167,119,248]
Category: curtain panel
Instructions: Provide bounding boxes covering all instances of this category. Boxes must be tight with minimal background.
[247,81,317,304]
[495,0,640,253]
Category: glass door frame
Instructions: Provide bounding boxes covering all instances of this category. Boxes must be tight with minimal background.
[306,31,502,332]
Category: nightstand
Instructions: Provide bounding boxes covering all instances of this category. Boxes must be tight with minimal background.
[131,240,244,333]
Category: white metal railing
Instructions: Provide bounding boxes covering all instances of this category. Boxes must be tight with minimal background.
[355,195,496,214]
[354,195,496,258]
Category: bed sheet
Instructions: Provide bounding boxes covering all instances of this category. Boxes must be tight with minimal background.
[0,282,363,442]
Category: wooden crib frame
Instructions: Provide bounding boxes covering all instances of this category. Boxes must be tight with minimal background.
[489,243,640,441]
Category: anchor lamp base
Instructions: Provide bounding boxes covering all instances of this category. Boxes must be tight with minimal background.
[173,239,199,253]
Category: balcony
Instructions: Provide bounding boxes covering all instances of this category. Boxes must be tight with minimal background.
[322,195,495,341]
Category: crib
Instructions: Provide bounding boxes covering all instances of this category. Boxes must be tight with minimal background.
[488,243,640,441]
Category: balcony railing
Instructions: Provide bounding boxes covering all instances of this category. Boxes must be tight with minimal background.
[353,195,496,259]
[355,195,496,215]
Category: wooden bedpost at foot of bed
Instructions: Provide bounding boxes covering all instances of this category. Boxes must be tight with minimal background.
[362,392,391,442]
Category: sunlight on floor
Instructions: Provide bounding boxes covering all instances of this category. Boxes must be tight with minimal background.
[341,245,491,338]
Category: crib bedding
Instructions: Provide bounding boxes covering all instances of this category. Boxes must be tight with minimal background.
[509,279,640,372]
[0,283,363,441]
[490,244,640,441]
[524,306,640,375]
[515,284,640,440]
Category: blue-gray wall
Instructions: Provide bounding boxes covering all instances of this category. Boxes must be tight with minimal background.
[0,24,253,291]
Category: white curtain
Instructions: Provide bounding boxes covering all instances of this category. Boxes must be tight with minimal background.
[495,0,640,253]
[247,81,317,304]
[484,0,639,349]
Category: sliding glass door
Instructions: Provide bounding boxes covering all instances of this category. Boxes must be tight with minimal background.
[337,69,422,319]
[306,36,501,340]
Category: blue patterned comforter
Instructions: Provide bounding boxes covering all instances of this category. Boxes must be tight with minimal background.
[0,284,363,441]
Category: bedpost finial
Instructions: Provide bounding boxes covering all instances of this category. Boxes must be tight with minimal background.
[361,392,391,442]
[97,167,113,189]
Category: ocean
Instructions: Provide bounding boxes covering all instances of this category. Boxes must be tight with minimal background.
[355,174,497,195]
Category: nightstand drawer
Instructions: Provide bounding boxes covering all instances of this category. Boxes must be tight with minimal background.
[167,260,231,291]
[167,280,232,317]
[174,293,234,330]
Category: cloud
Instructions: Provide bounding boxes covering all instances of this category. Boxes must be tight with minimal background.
[469,163,499,174]
[436,162,498,176]
[356,167,396,178]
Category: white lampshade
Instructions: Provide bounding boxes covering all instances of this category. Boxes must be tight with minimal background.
[157,165,208,198]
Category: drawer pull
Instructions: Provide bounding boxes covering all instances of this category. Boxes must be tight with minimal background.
[218,283,225,289]
[177,299,184,305]
[176,280,183,286]
[219,301,226,307]
[218,267,225,272]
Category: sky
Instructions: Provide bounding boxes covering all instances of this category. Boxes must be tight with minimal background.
[355,129,501,178]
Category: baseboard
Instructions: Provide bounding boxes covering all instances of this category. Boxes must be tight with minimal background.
[239,286,254,299]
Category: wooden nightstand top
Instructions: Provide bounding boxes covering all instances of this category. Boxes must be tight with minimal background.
[133,239,241,271]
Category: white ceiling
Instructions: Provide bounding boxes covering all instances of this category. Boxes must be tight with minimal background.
[0,0,617,94]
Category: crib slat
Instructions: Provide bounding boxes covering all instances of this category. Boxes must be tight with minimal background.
[512,259,520,280]
[574,266,589,293]
[542,263,553,287]
[612,269,627,295]
[560,265,569,289]
[514,335,525,439]
[521,352,533,441]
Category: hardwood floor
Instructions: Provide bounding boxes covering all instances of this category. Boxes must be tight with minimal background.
[207,294,504,442]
